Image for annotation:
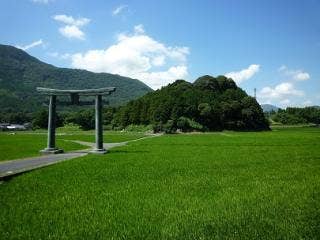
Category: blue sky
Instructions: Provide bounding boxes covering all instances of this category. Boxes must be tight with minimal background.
[1,0,319,107]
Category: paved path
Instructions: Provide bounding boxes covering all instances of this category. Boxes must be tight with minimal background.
[70,133,161,149]
[0,134,161,180]
[0,151,88,179]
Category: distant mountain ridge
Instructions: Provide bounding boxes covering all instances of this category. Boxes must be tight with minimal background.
[0,44,152,113]
[261,104,280,112]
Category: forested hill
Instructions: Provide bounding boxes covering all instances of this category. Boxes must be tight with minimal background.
[0,44,152,113]
[114,75,270,131]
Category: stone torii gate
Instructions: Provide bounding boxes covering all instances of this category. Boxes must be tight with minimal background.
[37,87,116,154]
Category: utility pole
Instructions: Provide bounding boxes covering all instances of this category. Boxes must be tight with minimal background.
[254,88,257,99]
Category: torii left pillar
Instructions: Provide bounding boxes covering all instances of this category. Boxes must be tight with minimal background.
[40,95,63,154]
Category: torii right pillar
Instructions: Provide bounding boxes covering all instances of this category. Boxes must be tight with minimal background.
[90,94,107,154]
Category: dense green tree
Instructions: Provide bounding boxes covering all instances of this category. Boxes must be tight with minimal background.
[71,110,95,130]
[32,109,63,129]
[103,107,116,125]
[32,109,49,129]
[114,75,270,132]
[0,112,31,124]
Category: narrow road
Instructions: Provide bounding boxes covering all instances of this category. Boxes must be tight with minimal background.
[0,134,161,180]
[0,151,88,179]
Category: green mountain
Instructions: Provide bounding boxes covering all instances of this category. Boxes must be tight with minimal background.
[114,75,270,131]
[0,44,152,113]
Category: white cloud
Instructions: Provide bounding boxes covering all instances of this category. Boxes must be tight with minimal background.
[59,25,85,40]
[61,53,71,59]
[53,14,90,40]
[257,65,311,107]
[259,82,304,103]
[135,66,188,90]
[278,65,287,72]
[279,99,290,105]
[53,15,90,27]
[294,72,310,81]
[278,65,310,81]
[48,52,59,57]
[16,39,44,51]
[71,25,189,89]
[258,65,311,107]
[152,55,165,66]
[112,5,128,16]
[31,0,52,4]
[134,24,145,34]
[48,52,71,59]
[225,64,260,84]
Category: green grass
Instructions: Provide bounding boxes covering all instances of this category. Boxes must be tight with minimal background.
[1,127,320,239]
[0,133,86,161]
[0,131,145,161]
[271,123,317,129]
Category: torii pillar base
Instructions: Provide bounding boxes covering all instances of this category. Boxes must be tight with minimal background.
[40,148,64,154]
[89,149,107,154]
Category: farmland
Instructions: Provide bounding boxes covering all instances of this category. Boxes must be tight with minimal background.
[1,127,320,239]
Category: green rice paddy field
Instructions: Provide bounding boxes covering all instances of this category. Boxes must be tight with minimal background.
[1,127,320,239]
[0,131,145,161]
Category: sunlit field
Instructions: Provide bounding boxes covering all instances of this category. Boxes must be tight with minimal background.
[0,130,145,161]
[1,127,320,239]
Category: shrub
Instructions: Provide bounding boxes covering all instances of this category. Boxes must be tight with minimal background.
[125,124,153,132]
[163,120,176,134]
[177,116,203,132]
[153,122,163,133]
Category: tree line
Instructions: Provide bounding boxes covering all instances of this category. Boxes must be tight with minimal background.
[269,107,320,125]
[1,75,274,132]
[2,76,319,132]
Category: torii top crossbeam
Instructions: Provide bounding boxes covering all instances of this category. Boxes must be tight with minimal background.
[36,87,116,96]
